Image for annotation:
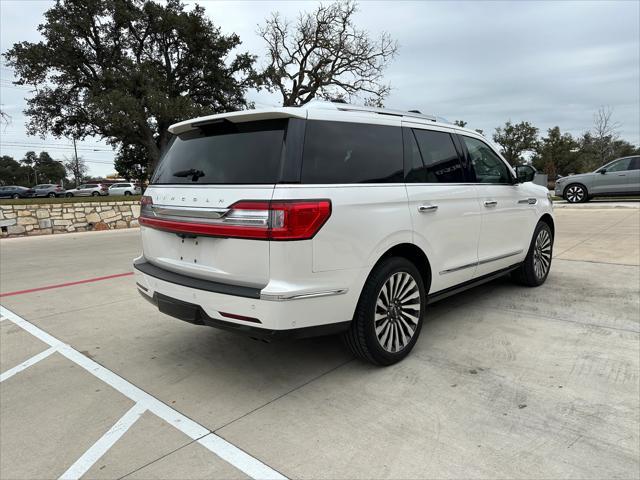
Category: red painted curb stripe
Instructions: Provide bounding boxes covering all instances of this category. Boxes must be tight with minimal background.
[0,272,134,297]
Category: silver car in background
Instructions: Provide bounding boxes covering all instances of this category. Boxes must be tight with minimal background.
[555,156,640,202]
[33,184,65,198]
[65,183,109,197]
[108,182,142,196]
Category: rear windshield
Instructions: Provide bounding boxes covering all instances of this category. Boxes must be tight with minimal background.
[151,119,287,185]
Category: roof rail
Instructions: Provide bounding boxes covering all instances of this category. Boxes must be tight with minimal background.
[306,101,438,122]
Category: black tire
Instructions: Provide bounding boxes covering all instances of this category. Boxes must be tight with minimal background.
[124,191,132,196]
[48,192,56,198]
[343,256,427,366]
[512,221,553,287]
[564,183,588,203]
[91,191,99,196]
[12,194,19,199]
[66,192,73,197]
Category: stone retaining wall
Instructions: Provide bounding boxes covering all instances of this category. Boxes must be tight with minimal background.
[0,201,140,237]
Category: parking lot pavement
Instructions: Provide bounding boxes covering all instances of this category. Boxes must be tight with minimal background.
[1,208,638,479]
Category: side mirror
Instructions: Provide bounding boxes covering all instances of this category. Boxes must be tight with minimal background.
[600,169,607,174]
[515,165,536,183]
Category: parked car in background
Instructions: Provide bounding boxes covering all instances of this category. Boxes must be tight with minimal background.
[555,156,640,202]
[108,182,142,196]
[0,186,35,199]
[134,101,554,366]
[65,183,109,197]
[33,184,65,198]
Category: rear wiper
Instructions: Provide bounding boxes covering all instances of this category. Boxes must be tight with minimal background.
[172,169,205,182]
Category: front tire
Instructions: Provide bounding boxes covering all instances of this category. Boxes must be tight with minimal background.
[564,184,588,203]
[343,257,426,366]
[91,191,99,196]
[66,192,74,197]
[47,192,56,198]
[124,191,132,196]
[512,221,553,287]
[12,194,19,199]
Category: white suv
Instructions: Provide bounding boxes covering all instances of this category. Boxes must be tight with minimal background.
[134,102,554,365]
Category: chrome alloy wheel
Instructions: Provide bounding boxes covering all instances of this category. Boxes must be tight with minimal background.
[533,229,552,279]
[374,272,421,353]
[565,185,585,203]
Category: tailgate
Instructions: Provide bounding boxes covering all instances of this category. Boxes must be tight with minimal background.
[141,185,274,288]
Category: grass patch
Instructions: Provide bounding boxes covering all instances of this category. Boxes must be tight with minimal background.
[0,195,141,205]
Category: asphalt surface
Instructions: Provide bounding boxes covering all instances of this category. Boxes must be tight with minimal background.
[1,207,639,479]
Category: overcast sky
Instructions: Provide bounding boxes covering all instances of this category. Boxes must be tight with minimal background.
[1,0,639,177]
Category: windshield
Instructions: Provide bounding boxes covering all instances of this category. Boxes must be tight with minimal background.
[151,119,287,185]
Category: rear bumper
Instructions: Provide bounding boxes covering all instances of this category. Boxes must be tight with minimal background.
[134,260,359,336]
[138,289,349,340]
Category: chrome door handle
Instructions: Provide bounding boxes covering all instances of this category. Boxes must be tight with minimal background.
[418,205,438,213]
[617,174,626,176]
[484,200,498,207]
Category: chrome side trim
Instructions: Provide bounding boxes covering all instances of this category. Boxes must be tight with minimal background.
[439,261,478,275]
[439,250,524,275]
[260,289,348,301]
[478,250,523,266]
[517,198,538,205]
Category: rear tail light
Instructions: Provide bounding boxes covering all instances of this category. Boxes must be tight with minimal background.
[139,199,331,241]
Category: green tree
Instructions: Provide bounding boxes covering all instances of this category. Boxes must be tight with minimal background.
[577,132,640,172]
[0,156,30,185]
[20,151,38,185]
[493,120,539,166]
[258,0,398,106]
[532,127,579,177]
[114,143,150,185]
[5,0,257,172]
[453,120,467,127]
[35,151,66,184]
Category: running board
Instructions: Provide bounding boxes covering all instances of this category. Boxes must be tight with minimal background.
[427,263,521,304]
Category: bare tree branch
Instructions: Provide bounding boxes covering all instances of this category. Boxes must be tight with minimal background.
[258,0,398,106]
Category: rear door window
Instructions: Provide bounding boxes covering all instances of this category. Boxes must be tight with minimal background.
[408,128,465,183]
[152,119,287,184]
[301,121,403,184]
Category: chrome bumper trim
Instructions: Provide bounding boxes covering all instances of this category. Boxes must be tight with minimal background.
[260,289,348,301]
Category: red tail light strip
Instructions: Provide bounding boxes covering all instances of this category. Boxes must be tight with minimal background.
[218,311,262,323]
[138,216,271,239]
[139,198,331,241]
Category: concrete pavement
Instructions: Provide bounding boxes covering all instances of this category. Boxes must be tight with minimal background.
[0,208,638,479]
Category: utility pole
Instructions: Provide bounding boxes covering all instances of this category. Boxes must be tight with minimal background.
[73,137,79,187]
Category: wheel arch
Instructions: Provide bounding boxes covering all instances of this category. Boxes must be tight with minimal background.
[371,243,432,294]
[539,213,555,238]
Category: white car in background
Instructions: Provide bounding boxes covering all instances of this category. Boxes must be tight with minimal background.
[108,182,142,196]
[134,102,554,365]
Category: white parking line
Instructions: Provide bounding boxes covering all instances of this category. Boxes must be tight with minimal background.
[59,403,147,480]
[0,346,57,383]
[0,305,287,480]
